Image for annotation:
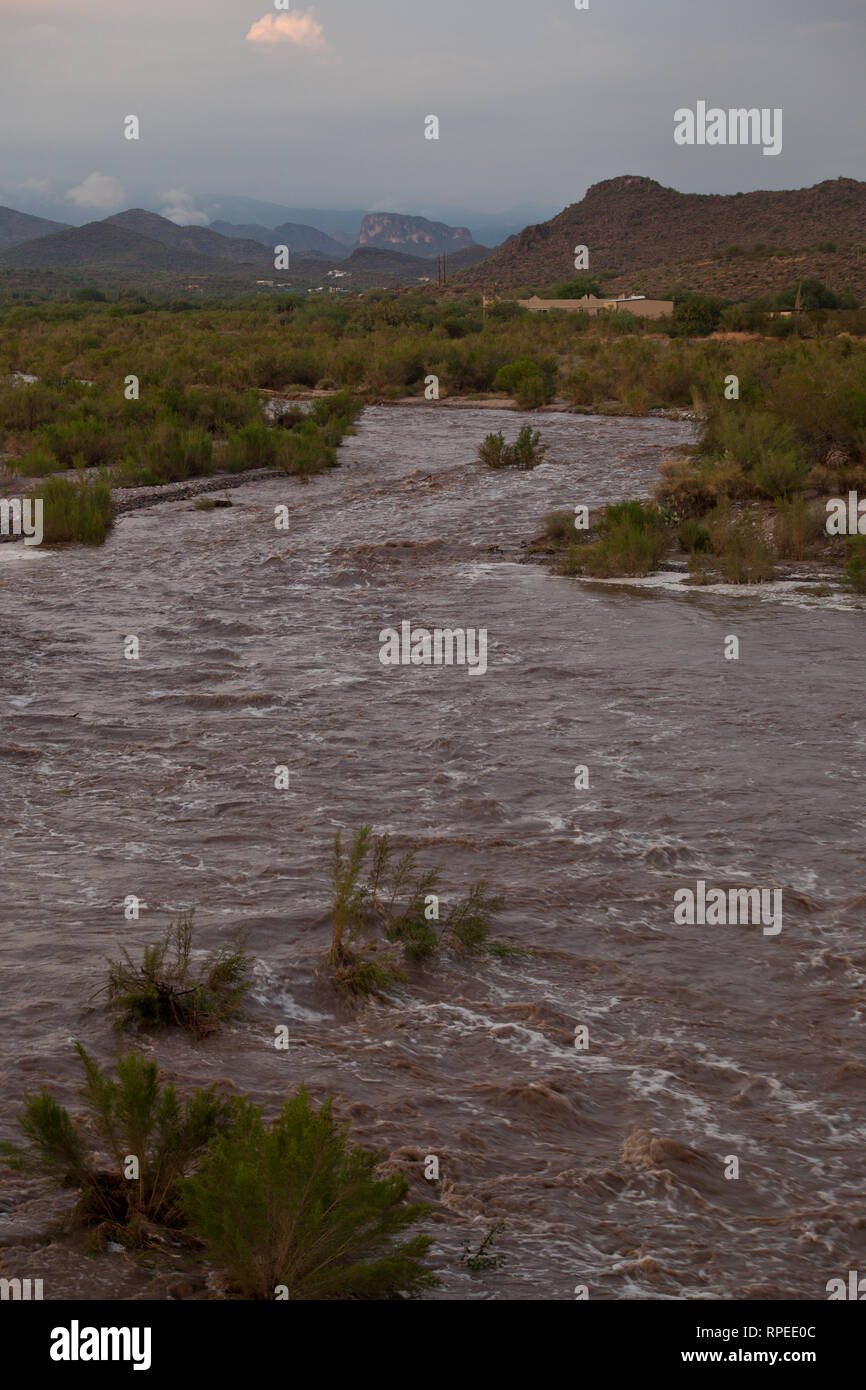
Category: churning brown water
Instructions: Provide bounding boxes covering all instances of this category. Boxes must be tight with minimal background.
[1,406,864,1300]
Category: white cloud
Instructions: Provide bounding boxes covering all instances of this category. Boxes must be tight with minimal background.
[65,172,125,211]
[160,188,209,226]
[16,176,51,194]
[246,11,328,52]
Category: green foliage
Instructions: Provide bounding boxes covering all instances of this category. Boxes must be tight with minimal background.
[478,424,548,470]
[182,1086,438,1300]
[775,279,853,312]
[575,499,670,578]
[546,277,602,300]
[703,505,776,583]
[773,496,824,560]
[543,509,576,544]
[492,356,557,408]
[0,1043,232,1239]
[325,827,508,998]
[461,1221,507,1271]
[844,535,866,592]
[677,519,710,553]
[39,474,114,544]
[106,910,253,1036]
[672,294,727,337]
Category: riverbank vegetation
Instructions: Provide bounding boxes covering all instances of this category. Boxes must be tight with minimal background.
[535,333,866,588]
[1,289,863,565]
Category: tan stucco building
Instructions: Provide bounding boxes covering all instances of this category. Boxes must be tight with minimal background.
[519,294,674,319]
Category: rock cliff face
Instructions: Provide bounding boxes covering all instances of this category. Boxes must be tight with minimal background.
[458,176,866,296]
[359,212,475,258]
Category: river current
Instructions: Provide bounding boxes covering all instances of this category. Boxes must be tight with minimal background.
[1,405,864,1299]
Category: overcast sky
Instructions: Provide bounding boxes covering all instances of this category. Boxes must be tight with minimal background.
[0,0,864,225]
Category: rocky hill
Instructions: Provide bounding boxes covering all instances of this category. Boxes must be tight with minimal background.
[458,175,866,298]
[104,210,269,265]
[359,212,475,258]
[0,206,69,250]
[0,221,229,272]
[211,220,348,260]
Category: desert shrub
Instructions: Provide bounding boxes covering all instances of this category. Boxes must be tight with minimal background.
[844,535,866,592]
[706,506,776,583]
[182,1086,438,1300]
[672,295,727,337]
[40,417,126,470]
[752,448,810,499]
[225,421,278,471]
[546,277,602,299]
[678,520,710,553]
[493,356,557,408]
[140,421,213,483]
[39,474,113,544]
[478,424,547,470]
[0,1043,232,1241]
[774,497,824,560]
[622,385,650,416]
[563,368,595,408]
[106,910,252,1036]
[12,444,58,477]
[543,509,576,544]
[580,499,669,577]
[325,828,507,998]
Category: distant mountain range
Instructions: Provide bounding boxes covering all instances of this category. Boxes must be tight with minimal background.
[0,206,70,250]
[0,204,493,283]
[458,175,866,298]
[211,220,349,260]
[1,178,864,299]
[0,219,236,272]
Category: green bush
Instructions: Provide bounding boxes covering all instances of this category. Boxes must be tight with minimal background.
[581,500,670,577]
[325,827,507,998]
[182,1086,438,1300]
[844,535,866,592]
[543,509,576,544]
[493,356,557,408]
[39,474,113,544]
[672,295,727,337]
[106,910,253,1036]
[678,520,710,553]
[0,1043,232,1241]
[774,497,824,560]
[707,506,776,583]
[478,424,547,470]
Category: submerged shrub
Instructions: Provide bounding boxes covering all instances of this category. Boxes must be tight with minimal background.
[182,1086,438,1300]
[325,827,508,998]
[106,910,253,1036]
[0,1043,232,1240]
[461,1220,507,1271]
[478,424,547,470]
